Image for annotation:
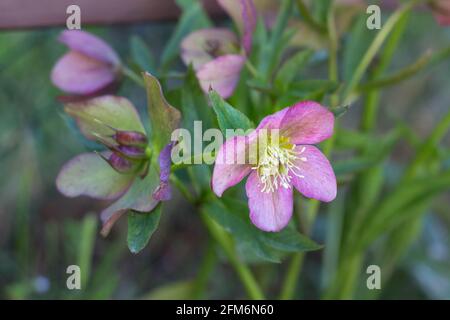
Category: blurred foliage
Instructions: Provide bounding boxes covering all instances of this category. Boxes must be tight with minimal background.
[0,0,449,300]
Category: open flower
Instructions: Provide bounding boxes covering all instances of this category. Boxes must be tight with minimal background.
[212,101,336,232]
[181,0,256,98]
[51,30,121,96]
[56,73,180,235]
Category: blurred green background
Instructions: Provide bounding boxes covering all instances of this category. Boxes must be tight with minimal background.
[0,10,449,299]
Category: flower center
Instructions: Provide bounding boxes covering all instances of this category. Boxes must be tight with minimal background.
[204,39,221,58]
[252,138,307,193]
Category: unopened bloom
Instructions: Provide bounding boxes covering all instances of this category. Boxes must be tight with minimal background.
[56,96,150,201]
[51,30,121,95]
[212,101,336,232]
[181,0,256,98]
[56,73,180,235]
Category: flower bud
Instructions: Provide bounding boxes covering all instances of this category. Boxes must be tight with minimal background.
[116,145,147,159]
[113,130,148,147]
[51,30,121,96]
[99,152,133,173]
[108,153,134,173]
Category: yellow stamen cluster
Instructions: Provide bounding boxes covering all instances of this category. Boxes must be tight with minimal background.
[252,138,307,193]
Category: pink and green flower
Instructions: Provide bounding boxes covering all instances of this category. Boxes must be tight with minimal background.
[181,0,256,98]
[56,73,180,235]
[51,30,122,96]
[212,101,337,232]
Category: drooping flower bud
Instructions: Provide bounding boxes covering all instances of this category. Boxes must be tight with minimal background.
[116,145,147,160]
[51,30,121,96]
[109,153,133,173]
[113,130,148,147]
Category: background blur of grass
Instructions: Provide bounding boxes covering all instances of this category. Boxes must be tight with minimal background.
[0,12,449,299]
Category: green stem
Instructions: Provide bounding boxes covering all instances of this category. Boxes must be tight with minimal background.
[296,0,327,34]
[323,253,363,299]
[191,242,217,299]
[343,0,421,104]
[327,2,339,108]
[171,174,264,299]
[201,212,265,300]
[357,50,432,93]
[122,66,145,87]
[260,0,293,79]
[403,108,450,181]
[279,253,304,299]
[170,175,195,203]
[278,2,340,298]
[279,136,336,299]
[245,60,260,79]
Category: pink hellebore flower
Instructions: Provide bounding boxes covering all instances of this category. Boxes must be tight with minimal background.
[181,0,256,98]
[51,30,121,95]
[212,101,337,232]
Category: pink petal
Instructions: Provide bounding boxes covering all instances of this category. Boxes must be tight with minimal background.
[241,0,257,54]
[434,13,450,26]
[58,30,120,66]
[280,101,334,145]
[181,28,238,70]
[196,54,245,98]
[245,171,293,232]
[291,145,337,202]
[218,0,257,53]
[56,153,133,200]
[51,51,116,95]
[256,106,289,130]
[212,135,253,197]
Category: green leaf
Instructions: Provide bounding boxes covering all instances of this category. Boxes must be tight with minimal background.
[204,199,281,263]
[258,0,294,79]
[342,14,376,82]
[180,67,214,190]
[160,0,211,69]
[275,50,313,92]
[263,225,322,252]
[356,170,450,251]
[87,240,123,299]
[331,104,350,118]
[333,157,378,177]
[209,90,254,135]
[275,79,339,106]
[143,72,181,151]
[182,66,214,130]
[127,206,162,254]
[100,165,161,232]
[313,0,332,24]
[130,36,156,75]
[205,197,321,263]
[289,21,328,50]
[335,127,375,150]
[77,214,98,289]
